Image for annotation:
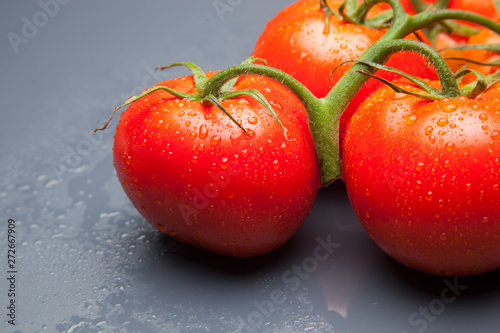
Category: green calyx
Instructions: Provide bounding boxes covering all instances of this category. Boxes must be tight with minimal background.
[94,57,289,140]
[320,0,396,30]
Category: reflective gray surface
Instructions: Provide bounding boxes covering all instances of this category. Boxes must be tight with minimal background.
[1,1,500,332]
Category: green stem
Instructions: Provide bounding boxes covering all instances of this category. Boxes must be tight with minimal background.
[204,65,337,185]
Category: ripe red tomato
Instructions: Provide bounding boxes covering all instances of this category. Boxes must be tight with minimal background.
[435,27,500,82]
[462,28,500,73]
[252,0,436,103]
[342,80,500,276]
[113,72,321,257]
[423,0,500,24]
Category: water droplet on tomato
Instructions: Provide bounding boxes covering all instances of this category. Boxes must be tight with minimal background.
[246,129,256,137]
[437,118,449,127]
[340,43,348,50]
[210,135,221,146]
[491,130,500,140]
[428,135,436,144]
[247,116,258,124]
[425,126,433,136]
[445,142,455,152]
[189,132,197,140]
[220,157,229,169]
[198,143,205,151]
[230,131,244,146]
[444,104,457,112]
[479,113,489,121]
[188,111,197,117]
[472,105,480,111]
[425,191,433,201]
[185,120,191,127]
[199,124,208,139]
[440,233,447,241]
[405,114,418,126]
[273,160,280,170]
[156,224,166,233]
[178,110,185,117]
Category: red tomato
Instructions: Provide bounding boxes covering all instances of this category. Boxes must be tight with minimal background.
[342,80,500,276]
[435,27,500,82]
[463,28,500,74]
[252,0,436,101]
[113,72,321,257]
[252,0,437,142]
[428,0,500,24]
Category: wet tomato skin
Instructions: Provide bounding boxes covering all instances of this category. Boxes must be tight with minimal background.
[252,0,436,99]
[342,80,500,276]
[113,73,320,257]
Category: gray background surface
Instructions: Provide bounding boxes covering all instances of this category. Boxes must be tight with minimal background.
[1,1,500,332]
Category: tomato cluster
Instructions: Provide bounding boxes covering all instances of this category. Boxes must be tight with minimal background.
[107,0,500,276]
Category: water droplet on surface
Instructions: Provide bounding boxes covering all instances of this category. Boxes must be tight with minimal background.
[491,130,500,140]
[210,135,221,146]
[247,116,258,124]
[425,126,433,136]
[220,157,229,169]
[444,104,457,113]
[479,113,489,121]
[405,114,418,126]
[445,142,455,152]
[189,132,197,140]
[437,118,449,127]
[273,160,280,170]
[199,124,208,139]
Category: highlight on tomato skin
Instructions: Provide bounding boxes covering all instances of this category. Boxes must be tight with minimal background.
[112,73,321,257]
[341,79,500,277]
